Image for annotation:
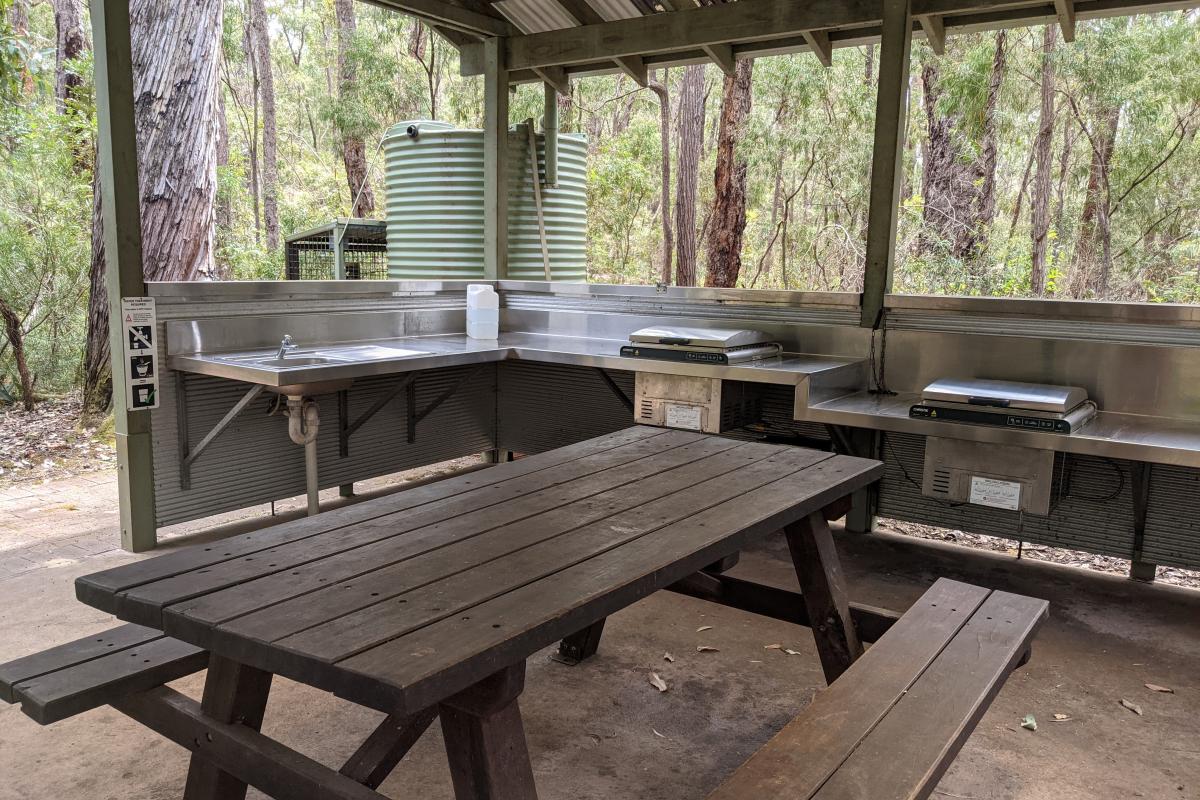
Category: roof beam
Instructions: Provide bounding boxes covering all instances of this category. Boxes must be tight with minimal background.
[701,42,738,75]
[801,29,833,66]
[548,0,650,85]
[460,0,1200,77]
[370,0,514,36]
[1054,0,1076,39]
[916,13,945,53]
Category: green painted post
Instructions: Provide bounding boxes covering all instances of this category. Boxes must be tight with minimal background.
[483,37,509,280]
[91,0,158,551]
[859,0,912,328]
[543,81,559,188]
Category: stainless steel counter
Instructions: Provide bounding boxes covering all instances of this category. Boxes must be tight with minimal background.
[168,332,864,392]
[802,391,1200,468]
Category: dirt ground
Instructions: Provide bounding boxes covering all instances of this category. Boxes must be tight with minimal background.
[0,464,1197,800]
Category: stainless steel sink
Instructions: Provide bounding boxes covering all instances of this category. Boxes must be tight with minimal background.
[251,356,339,367]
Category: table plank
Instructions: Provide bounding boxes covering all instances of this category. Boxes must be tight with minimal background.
[77,426,668,611]
[108,429,705,626]
[167,437,762,650]
[269,445,828,665]
[336,454,882,712]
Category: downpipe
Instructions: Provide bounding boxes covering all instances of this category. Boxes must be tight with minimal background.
[286,396,321,516]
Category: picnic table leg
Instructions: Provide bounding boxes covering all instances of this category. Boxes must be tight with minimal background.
[553,618,606,665]
[183,655,273,800]
[784,509,864,684]
[439,663,538,800]
[339,705,439,789]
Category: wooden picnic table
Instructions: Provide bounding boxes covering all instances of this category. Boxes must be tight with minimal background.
[73,425,882,799]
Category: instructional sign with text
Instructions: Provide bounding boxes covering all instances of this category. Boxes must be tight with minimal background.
[121,297,159,410]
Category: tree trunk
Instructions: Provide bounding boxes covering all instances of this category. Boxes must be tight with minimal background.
[674,64,704,286]
[648,72,673,285]
[83,168,111,412]
[334,0,376,217]
[214,90,232,278]
[82,0,224,411]
[52,0,86,113]
[8,0,34,93]
[0,299,34,411]
[250,0,279,250]
[704,58,753,288]
[919,60,975,260]
[973,30,1006,249]
[1070,105,1120,297]
[1029,25,1057,295]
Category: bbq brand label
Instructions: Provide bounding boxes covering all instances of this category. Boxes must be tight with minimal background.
[121,297,159,410]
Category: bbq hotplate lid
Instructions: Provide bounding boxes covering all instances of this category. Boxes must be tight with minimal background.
[920,377,1089,414]
[628,326,774,350]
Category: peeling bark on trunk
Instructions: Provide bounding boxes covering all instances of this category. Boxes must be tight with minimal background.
[674,64,704,287]
[648,73,673,285]
[52,0,86,113]
[1071,105,1120,297]
[1029,25,1057,295]
[705,58,753,288]
[974,30,1006,241]
[250,0,279,250]
[82,0,224,411]
[334,0,375,217]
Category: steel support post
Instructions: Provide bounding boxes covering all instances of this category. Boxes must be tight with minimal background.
[483,37,509,280]
[91,0,157,551]
[859,0,912,328]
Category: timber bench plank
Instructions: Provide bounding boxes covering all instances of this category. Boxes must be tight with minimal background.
[706,578,1049,800]
[0,624,207,725]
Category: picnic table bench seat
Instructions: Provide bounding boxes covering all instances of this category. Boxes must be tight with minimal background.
[707,578,1048,800]
[0,623,207,725]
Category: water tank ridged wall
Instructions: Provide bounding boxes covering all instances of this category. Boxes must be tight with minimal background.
[383,120,588,281]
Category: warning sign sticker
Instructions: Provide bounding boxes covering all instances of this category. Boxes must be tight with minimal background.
[121,297,159,411]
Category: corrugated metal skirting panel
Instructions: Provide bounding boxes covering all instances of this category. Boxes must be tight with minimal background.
[497,362,635,454]
[152,365,497,527]
[877,432,1140,560]
[1143,465,1200,570]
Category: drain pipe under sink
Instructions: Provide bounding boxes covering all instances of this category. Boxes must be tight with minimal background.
[286,396,321,516]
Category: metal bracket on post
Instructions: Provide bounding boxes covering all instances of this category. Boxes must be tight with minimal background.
[408,365,486,444]
[178,384,265,490]
[595,369,633,414]
[339,374,417,457]
[1130,461,1156,582]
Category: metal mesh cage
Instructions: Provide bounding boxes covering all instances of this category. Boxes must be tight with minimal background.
[283,219,388,280]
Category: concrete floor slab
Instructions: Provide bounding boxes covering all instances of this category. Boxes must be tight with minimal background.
[0,486,1197,799]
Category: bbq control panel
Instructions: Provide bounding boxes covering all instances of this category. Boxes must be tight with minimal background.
[910,404,1074,433]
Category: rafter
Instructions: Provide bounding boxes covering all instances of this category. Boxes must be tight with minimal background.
[801,29,833,66]
[533,65,572,95]
[701,42,737,75]
[549,0,650,85]
[370,0,514,36]
[916,13,945,54]
[1054,0,1076,40]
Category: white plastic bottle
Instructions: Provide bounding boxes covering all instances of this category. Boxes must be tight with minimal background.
[466,284,499,340]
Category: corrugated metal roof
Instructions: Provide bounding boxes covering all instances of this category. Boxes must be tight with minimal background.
[492,0,646,33]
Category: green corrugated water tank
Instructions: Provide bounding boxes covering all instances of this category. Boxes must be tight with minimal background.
[382,120,587,281]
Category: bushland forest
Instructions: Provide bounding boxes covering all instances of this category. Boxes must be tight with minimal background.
[0,0,1198,415]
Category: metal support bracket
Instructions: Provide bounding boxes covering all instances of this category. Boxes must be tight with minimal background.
[339,375,418,457]
[178,382,265,491]
[594,369,633,414]
[408,365,487,444]
[1130,461,1155,582]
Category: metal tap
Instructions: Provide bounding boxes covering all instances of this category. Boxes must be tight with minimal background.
[277,334,298,360]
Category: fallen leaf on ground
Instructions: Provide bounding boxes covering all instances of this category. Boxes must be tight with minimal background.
[749,660,762,663]
[1052,713,1071,721]
[652,729,666,738]
[649,672,669,693]
[696,625,713,633]
[696,645,720,653]
[1120,699,1143,715]
[662,652,675,662]
[1021,714,1038,731]
[784,648,801,656]
[1145,683,1174,694]
[764,643,782,650]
